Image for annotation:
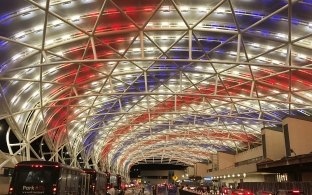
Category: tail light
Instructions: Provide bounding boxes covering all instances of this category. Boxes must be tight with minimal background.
[52,184,57,194]
[8,187,13,194]
[292,190,300,194]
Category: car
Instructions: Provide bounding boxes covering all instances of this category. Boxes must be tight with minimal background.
[256,191,274,195]
[231,189,255,195]
[221,187,232,194]
[276,190,304,195]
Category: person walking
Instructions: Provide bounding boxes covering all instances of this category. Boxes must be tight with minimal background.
[152,185,156,195]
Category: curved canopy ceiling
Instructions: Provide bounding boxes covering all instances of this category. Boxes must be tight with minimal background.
[0,0,312,175]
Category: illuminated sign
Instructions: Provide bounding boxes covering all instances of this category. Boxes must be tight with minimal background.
[172,176,178,181]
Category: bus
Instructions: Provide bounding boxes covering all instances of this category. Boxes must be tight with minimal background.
[8,161,84,195]
[83,169,107,195]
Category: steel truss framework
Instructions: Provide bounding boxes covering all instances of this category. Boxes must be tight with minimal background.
[0,0,312,177]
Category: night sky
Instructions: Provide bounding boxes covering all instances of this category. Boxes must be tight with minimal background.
[0,119,16,153]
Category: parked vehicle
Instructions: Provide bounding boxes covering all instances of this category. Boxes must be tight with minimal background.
[276,189,304,195]
[256,191,274,195]
[256,191,275,195]
[256,189,304,195]
[231,188,255,195]
[221,186,232,195]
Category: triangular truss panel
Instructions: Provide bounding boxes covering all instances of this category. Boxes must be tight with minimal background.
[231,0,288,31]
[94,0,139,33]
[242,34,286,59]
[195,0,238,32]
[48,0,104,32]
[111,0,162,28]
[290,1,312,40]
[0,2,46,46]
[192,30,234,56]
